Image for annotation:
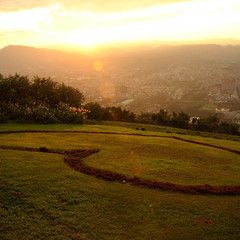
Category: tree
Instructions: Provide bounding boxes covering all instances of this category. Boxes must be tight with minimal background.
[218,122,239,135]
[0,74,32,105]
[171,111,190,129]
[84,102,104,120]
[31,77,84,107]
[152,109,171,125]
[32,76,58,107]
[110,107,135,122]
[58,83,84,107]
[138,112,154,124]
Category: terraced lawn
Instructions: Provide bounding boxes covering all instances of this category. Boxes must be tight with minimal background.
[1,131,239,186]
[0,123,240,239]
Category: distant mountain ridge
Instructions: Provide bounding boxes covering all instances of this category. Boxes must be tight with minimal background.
[1,44,240,74]
[0,45,91,74]
[103,44,240,70]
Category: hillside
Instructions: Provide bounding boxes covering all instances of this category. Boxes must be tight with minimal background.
[0,122,240,239]
[104,44,240,70]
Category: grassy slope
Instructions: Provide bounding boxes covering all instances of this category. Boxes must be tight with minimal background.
[1,131,239,186]
[0,122,240,239]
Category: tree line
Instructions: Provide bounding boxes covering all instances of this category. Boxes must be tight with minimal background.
[0,74,84,124]
[0,73,84,107]
[83,103,239,135]
[0,73,239,135]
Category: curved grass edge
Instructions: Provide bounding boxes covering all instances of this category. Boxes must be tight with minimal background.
[1,130,240,155]
[0,141,240,195]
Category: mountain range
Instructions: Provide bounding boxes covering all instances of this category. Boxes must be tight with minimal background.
[1,44,240,75]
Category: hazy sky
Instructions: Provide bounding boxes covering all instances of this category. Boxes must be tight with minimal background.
[0,0,239,50]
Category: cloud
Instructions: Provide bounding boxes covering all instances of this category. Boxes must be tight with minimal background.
[46,1,185,32]
[0,30,36,48]
[0,0,55,12]
[0,0,192,13]
[0,7,56,31]
[1,0,239,48]
[0,30,60,49]
[59,0,193,13]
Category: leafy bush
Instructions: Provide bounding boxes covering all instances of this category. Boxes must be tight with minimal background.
[0,113,8,123]
[0,103,26,120]
[55,104,84,124]
[29,105,58,124]
[0,102,84,124]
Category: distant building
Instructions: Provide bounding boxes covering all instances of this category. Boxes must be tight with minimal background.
[215,108,230,112]
[119,99,134,106]
[189,117,200,124]
[219,110,240,124]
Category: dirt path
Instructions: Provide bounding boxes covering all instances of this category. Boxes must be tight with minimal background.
[0,130,240,195]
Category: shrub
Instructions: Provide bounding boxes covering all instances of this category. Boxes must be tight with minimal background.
[62,112,84,124]
[0,103,26,120]
[55,104,84,124]
[0,102,85,124]
[29,105,58,124]
[0,113,8,123]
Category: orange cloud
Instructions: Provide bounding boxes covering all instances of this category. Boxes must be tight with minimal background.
[0,0,240,50]
[0,0,192,13]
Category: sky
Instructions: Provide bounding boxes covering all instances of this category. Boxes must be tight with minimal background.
[0,0,240,51]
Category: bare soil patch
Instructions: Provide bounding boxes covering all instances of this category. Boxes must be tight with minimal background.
[196,217,214,226]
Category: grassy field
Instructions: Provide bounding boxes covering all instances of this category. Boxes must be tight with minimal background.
[0,122,240,239]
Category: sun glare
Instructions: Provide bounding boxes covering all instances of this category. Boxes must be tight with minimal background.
[93,60,103,71]
[63,30,106,47]
[56,0,240,48]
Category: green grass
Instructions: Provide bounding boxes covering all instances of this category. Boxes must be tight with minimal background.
[1,130,239,186]
[1,121,240,141]
[86,135,240,186]
[0,123,240,239]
